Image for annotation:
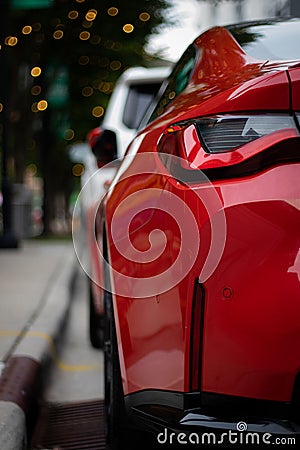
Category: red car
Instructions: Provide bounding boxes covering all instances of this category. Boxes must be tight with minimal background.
[84,18,300,447]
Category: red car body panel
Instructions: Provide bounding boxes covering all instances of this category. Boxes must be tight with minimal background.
[92,21,300,423]
[202,165,300,402]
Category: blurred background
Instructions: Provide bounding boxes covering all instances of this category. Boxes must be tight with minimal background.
[0,0,299,244]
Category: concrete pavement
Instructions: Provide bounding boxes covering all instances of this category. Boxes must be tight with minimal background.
[0,238,77,449]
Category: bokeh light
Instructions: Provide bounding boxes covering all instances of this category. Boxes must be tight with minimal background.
[22,26,32,35]
[108,7,118,16]
[139,12,151,21]
[92,106,104,118]
[37,100,48,111]
[31,67,42,77]
[79,31,90,40]
[72,163,85,177]
[123,24,134,33]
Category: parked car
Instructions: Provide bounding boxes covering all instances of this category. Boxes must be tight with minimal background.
[89,18,300,447]
[81,66,170,348]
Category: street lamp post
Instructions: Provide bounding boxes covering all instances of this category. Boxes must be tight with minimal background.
[0,0,19,248]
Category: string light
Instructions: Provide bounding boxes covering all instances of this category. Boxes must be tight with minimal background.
[72,163,84,177]
[110,60,121,71]
[22,26,32,35]
[123,24,134,33]
[5,36,18,46]
[82,86,93,97]
[92,106,104,118]
[139,12,151,22]
[37,100,48,111]
[79,31,90,40]
[53,30,64,40]
[108,7,118,16]
[86,9,97,21]
[31,67,42,77]
[64,129,75,141]
[68,10,79,20]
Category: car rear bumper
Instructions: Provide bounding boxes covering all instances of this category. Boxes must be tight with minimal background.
[126,391,300,447]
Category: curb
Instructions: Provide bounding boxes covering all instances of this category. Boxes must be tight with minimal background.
[0,249,78,450]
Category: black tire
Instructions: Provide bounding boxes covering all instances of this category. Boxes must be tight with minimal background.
[88,279,104,349]
[104,289,128,449]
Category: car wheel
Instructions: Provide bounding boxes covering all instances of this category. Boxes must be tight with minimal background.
[104,289,129,449]
[88,279,104,349]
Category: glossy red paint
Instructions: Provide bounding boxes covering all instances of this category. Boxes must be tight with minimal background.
[91,20,300,424]
[201,164,300,402]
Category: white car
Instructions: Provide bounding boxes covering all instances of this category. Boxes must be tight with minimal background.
[76,65,171,348]
[80,66,170,214]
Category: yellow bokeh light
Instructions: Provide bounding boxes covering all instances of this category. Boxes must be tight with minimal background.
[37,100,48,111]
[86,9,97,21]
[64,129,75,141]
[79,31,90,40]
[31,66,42,77]
[31,103,38,113]
[72,163,84,177]
[0,103,3,113]
[5,36,18,46]
[82,86,93,97]
[22,26,32,35]
[53,30,64,40]
[68,10,79,20]
[92,106,104,118]
[123,24,134,33]
[110,60,121,71]
[108,7,118,16]
[27,163,37,176]
[139,12,151,22]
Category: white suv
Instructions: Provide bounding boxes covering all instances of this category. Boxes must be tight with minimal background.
[79,66,170,215]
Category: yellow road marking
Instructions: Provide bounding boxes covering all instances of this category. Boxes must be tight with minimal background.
[0,330,102,372]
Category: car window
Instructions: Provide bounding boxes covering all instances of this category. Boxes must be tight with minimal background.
[122,82,163,130]
[229,19,300,61]
[148,45,197,123]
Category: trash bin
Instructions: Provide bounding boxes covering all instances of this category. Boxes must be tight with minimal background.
[11,183,33,238]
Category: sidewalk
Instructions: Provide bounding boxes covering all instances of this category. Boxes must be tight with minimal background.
[0,238,78,450]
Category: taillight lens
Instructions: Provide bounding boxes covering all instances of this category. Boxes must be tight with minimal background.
[157,114,299,181]
[196,115,296,153]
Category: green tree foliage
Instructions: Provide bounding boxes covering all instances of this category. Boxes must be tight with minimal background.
[4,0,172,233]
[9,0,172,140]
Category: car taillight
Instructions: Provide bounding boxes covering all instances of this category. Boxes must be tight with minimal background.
[157,114,300,182]
[196,115,296,153]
